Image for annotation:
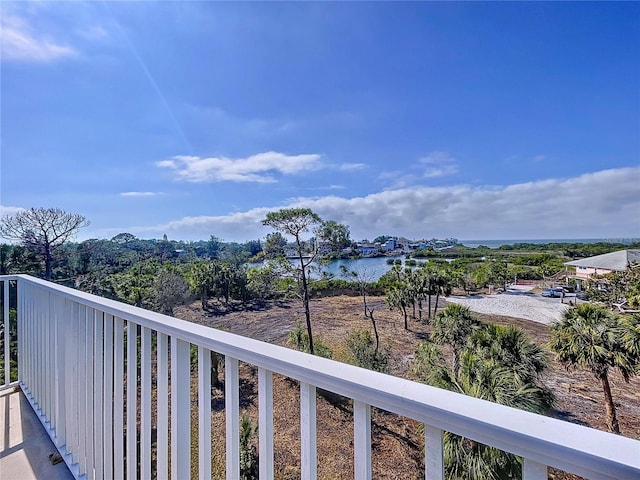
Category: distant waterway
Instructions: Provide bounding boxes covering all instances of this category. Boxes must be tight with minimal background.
[249,255,406,282]
[460,238,639,249]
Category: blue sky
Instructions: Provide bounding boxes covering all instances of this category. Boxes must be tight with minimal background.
[1,1,639,243]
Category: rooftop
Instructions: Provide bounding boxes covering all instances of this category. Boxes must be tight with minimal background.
[564,249,640,271]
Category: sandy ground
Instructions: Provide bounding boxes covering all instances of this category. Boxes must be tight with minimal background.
[446,285,571,324]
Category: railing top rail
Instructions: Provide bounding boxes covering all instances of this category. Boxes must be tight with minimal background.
[4,274,639,479]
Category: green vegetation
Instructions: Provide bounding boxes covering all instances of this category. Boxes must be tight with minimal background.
[549,304,639,433]
[346,328,389,373]
[413,307,553,480]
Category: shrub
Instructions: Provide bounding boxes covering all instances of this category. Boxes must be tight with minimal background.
[287,322,332,358]
[346,329,389,373]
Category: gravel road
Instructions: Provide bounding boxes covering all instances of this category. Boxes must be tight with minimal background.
[446,286,571,325]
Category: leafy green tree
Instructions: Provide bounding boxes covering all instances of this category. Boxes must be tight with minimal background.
[549,303,639,433]
[185,260,216,309]
[318,220,351,252]
[430,303,481,379]
[263,232,287,259]
[263,208,324,355]
[0,207,89,280]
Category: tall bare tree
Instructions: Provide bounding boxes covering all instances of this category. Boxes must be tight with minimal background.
[0,208,89,280]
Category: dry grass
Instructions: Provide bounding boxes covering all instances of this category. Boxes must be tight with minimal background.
[173,295,640,479]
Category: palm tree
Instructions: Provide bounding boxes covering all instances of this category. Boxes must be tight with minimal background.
[549,303,638,433]
[468,323,548,385]
[430,303,481,378]
[413,323,553,480]
[387,284,411,330]
[618,313,640,358]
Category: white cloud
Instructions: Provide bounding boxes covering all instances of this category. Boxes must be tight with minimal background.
[0,205,25,217]
[0,15,77,63]
[418,151,459,178]
[157,151,322,183]
[131,167,640,242]
[338,163,366,171]
[533,155,547,162]
[120,192,161,197]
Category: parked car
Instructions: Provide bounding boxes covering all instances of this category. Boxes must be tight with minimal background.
[542,287,564,298]
[576,290,590,300]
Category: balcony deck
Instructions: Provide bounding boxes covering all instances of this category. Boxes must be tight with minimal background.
[0,387,73,480]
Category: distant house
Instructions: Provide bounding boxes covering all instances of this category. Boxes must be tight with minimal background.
[383,238,396,251]
[357,243,379,255]
[564,249,640,288]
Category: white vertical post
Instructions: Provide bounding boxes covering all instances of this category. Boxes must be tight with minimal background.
[171,337,191,480]
[77,304,87,475]
[258,368,274,480]
[93,311,104,480]
[300,382,317,480]
[126,321,138,480]
[103,314,114,480]
[3,279,9,386]
[198,346,212,480]
[113,316,125,480]
[140,326,152,480]
[45,292,53,427]
[354,400,372,480]
[225,356,240,480]
[523,459,548,480]
[68,301,80,464]
[54,294,66,449]
[84,307,95,480]
[424,426,444,480]
[157,333,169,480]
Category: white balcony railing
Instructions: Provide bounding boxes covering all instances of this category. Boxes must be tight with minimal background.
[1,274,639,480]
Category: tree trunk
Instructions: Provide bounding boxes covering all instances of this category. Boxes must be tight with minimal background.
[433,292,441,317]
[368,309,380,354]
[298,248,314,355]
[402,306,408,330]
[44,244,52,280]
[427,294,432,320]
[600,372,620,434]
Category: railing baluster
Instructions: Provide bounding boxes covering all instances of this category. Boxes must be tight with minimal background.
[300,382,317,480]
[2,279,8,386]
[198,346,212,480]
[93,310,104,480]
[54,293,66,449]
[157,332,169,479]
[354,400,372,480]
[140,326,152,480]
[103,314,114,480]
[69,300,80,464]
[425,426,444,480]
[523,459,547,480]
[225,356,240,479]
[258,367,274,480]
[126,321,138,480]
[85,307,95,480]
[77,303,87,474]
[45,291,53,429]
[171,336,191,480]
[113,316,125,480]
